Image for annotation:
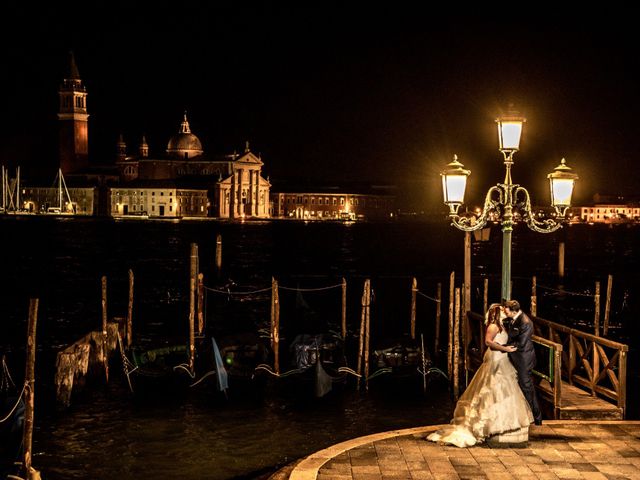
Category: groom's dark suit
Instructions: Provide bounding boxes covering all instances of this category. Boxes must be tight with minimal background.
[505,311,542,424]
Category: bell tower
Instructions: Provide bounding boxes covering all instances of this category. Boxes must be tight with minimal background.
[58,51,89,174]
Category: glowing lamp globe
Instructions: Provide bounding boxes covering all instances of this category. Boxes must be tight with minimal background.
[496,113,526,152]
[548,158,578,209]
[441,155,470,215]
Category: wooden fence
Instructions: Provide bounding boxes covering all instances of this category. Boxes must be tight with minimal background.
[532,315,628,416]
[464,311,626,418]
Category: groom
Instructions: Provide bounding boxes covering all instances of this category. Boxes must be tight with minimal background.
[503,299,543,425]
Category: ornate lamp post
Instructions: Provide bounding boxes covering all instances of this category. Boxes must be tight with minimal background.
[441,111,578,301]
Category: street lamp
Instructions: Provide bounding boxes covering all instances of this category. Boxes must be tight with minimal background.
[440,110,578,301]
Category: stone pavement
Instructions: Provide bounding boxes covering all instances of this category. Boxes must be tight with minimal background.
[273,421,640,480]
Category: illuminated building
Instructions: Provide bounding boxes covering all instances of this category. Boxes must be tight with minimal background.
[116,118,270,218]
[58,52,89,175]
[574,194,640,223]
[270,186,396,220]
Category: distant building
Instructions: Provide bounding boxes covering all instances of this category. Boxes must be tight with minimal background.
[23,187,97,215]
[270,185,396,220]
[573,194,640,223]
[110,184,208,218]
[575,205,640,223]
[58,52,89,175]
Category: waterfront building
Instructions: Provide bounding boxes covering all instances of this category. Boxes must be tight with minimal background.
[110,184,208,218]
[573,194,640,223]
[576,205,640,223]
[270,185,396,220]
[22,187,97,215]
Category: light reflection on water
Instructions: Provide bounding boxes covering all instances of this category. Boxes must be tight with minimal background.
[1,217,639,479]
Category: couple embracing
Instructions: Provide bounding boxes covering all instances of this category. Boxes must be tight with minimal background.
[427,300,542,448]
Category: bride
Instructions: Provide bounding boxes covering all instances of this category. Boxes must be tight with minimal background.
[426,303,533,447]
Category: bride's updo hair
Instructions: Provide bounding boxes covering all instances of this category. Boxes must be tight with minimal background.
[484,303,504,333]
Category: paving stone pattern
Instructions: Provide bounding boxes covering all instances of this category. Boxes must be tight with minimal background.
[316,423,640,480]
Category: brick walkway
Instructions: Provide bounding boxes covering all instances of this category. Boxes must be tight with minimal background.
[275,421,640,480]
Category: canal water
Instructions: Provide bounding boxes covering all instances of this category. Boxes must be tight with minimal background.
[1,216,639,479]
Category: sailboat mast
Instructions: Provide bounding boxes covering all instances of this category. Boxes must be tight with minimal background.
[16,166,20,211]
[59,168,63,211]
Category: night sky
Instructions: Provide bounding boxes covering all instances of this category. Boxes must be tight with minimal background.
[2,3,639,208]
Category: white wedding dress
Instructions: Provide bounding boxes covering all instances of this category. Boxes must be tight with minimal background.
[427,330,534,447]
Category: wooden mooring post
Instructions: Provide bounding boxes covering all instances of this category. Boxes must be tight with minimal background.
[434,282,442,358]
[464,232,471,315]
[531,275,537,317]
[22,298,39,480]
[357,279,371,390]
[604,274,613,336]
[410,277,417,340]
[215,233,222,277]
[363,279,371,392]
[453,288,461,401]
[197,273,204,335]
[101,276,109,381]
[594,280,601,336]
[189,243,198,374]
[558,241,566,279]
[341,277,347,340]
[447,271,455,380]
[127,269,134,348]
[483,278,488,315]
[271,277,280,374]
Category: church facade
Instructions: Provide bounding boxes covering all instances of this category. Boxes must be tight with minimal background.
[115,114,270,218]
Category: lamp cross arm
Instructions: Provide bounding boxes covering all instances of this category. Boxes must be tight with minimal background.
[513,186,564,233]
[450,185,502,232]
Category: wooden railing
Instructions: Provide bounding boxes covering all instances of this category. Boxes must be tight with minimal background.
[531,334,563,418]
[531,315,628,416]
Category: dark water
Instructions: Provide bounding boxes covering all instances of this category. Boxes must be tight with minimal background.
[1,216,639,479]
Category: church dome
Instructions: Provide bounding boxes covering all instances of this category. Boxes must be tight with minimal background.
[166,113,203,159]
